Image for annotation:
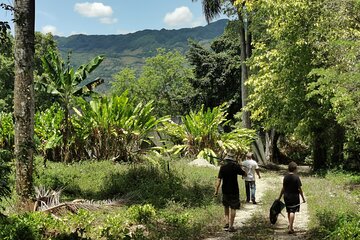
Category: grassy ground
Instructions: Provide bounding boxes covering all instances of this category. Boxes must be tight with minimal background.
[2,160,359,239]
[229,170,360,240]
[2,158,227,239]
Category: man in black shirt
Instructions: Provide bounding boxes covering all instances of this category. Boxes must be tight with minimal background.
[214,153,247,232]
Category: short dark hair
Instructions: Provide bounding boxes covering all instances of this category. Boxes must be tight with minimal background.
[246,152,254,159]
[288,161,297,172]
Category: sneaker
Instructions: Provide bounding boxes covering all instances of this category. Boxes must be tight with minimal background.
[252,201,257,204]
[228,226,236,232]
[223,223,229,230]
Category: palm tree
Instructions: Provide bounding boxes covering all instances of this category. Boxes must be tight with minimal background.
[41,51,104,162]
[192,0,251,128]
[13,0,35,207]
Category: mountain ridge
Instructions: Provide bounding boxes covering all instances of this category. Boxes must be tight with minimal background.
[54,19,229,91]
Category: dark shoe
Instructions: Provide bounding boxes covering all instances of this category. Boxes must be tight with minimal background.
[223,223,229,230]
[228,226,236,232]
[246,200,250,203]
[288,229,295,234]
[252,201,257,204]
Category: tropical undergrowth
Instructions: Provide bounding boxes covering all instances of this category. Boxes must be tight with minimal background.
[1,157,226,239]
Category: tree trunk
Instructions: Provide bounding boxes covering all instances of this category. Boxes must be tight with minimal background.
[237,8,251,129]
[265,129,280,163]
[330,124,344,167]
[14,0,35,206]
[313,132,327,171]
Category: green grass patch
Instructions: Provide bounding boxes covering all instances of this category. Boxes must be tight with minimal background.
[304,171,360,240]
[1,157,226,239]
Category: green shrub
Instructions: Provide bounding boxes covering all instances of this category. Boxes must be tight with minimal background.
[0,112,14,150]
[127,204,156,224]
[100,213,147,240]
[160,104,255,162]
[0,149,11,211]
[73,94,169,162]
[315,210,360,239]
[328,214,360,240]
[0,212,47,240]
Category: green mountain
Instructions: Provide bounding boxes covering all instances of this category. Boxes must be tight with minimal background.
[55,19,228,92]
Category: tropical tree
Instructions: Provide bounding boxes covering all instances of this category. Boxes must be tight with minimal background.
[111,48,195,117]
[246,0,360,169]
[13,0,35,206]
[0,35,14,112]
[192,0,252,128]
[40,51,104,162]
[187,23,242,118]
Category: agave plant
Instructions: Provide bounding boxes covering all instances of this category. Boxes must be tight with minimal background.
[160,104,255,163]
[73,93,169,161]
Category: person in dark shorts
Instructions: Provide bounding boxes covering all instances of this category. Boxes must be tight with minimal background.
[278,161,306,234]
[214,153,247,232]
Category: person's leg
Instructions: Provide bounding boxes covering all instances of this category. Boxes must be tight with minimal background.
[224,206,230,225]
[245,181,250,202]
[288,212,295,232]
[229,208,236,228]
[250,181,256,203]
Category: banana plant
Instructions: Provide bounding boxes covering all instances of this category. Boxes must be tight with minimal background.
[40,50,104,162]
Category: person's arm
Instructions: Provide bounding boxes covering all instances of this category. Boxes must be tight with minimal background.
[278,187,284,200]
[255,169,261,179]
[214,178,222,196]
[299,187,306,203]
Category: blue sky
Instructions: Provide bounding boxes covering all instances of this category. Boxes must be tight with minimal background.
[1,0,227,36]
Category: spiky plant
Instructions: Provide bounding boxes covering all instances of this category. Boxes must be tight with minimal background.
[73,93,169,161]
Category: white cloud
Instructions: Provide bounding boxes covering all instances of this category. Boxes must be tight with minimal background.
[74,2,113,17]
[100,17,118,24]
[191,17,206,27]
[41,25,59,35]
[164,6,193,27]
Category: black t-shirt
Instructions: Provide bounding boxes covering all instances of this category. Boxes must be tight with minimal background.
[218,162,246,195]
[283,173,302,194]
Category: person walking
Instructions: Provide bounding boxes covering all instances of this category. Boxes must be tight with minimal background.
[214,153,247,232]
[242,152,261,204]
[278,161,306,234]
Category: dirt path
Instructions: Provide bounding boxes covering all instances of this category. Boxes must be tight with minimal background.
[204,174,309,240]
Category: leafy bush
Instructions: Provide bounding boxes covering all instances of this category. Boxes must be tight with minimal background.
[0,111,14,150]
[34,103,63,160]
[0,212,45,240]
[0,149,11,212]
[127,204,156,224]
[315,210,360,240]
[72,94,169,162]
[160,104,255,162]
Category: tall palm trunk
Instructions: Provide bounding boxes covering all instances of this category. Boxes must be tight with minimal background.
[237,4,251,129]
[14,0,35,207]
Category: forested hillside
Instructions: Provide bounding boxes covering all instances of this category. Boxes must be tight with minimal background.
[55,19,228,91]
